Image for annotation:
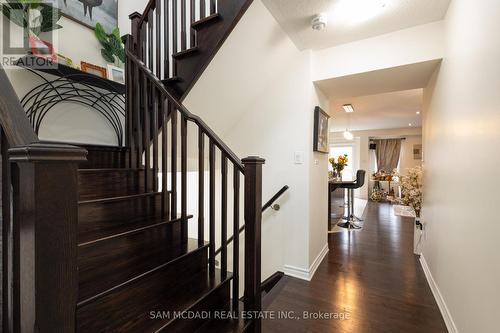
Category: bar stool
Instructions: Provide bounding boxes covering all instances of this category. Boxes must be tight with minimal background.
[338,170,366,230]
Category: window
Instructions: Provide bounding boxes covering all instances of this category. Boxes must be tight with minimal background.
[329,146,354,180]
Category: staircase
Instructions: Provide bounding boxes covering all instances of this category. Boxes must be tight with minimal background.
[0,0,288,332]
[129,0,254,100]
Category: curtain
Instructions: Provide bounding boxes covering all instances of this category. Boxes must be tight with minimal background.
[374,139,402,173]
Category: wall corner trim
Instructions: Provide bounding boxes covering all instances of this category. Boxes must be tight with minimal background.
[420,255,458,333]
[283,243,329,281]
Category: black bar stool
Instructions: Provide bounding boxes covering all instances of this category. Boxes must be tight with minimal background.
[338,170,366,230]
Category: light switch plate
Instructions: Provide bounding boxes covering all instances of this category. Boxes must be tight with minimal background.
[294,151,304,164]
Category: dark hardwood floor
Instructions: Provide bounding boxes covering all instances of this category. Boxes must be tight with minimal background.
[262,201,447,333]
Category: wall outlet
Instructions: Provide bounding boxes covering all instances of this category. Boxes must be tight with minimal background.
[294,151,304,164]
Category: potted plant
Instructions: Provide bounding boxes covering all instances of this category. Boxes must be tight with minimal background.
[94,23,125,66]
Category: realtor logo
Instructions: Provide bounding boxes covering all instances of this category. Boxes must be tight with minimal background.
[1,0,59,69]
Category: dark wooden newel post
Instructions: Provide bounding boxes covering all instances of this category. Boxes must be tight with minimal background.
[242,156,265,332]
[9,143,86,332]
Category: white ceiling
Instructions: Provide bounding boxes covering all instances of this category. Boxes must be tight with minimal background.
[315,60,441,100]
[330,89,423,132]
[316,61,441,132]
[262,0,451,50]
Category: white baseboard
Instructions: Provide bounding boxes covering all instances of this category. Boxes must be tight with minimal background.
[420,255,458,333]
[283,243,329,281]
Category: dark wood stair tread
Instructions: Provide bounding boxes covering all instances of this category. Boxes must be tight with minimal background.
[78,238,206,304]
[162,76,183,85]
[146,269,233,332]
[192,13,221,29]
[79,213,191,245]
[79,191,162,205]
[78,168,144,173]
[77,266,232,332]
[173,47,199,59]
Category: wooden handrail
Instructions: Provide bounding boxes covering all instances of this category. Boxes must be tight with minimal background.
[214,185,289,257]
[137,0,157,27]
[0,65,38,146]
[262,185,289,212]
[125,47,244,172]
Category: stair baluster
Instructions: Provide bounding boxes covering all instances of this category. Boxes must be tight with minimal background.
[201,0,206,18]
[163,1,170,79]
[191,0,196,47]
[208,139,216,275]
[198,128,205,247]
[181,0,187,51]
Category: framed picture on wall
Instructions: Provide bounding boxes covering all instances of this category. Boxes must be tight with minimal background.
[413,144,423,160]
[107,65,125,84]
[313,106,330,154]
[55,0,118,34]
[81,62,107,78]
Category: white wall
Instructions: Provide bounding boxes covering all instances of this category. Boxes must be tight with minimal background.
[331,127,422,199]
[118,1,148,34]
[183,0,329,280]
[312,21,445,82]
[422,0,500,332]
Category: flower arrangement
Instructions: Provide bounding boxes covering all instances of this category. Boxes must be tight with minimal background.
[370,189,382,202]
[329,154,348,174]
[397,166,423,217]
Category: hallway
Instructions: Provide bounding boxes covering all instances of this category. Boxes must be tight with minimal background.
[262,202,447,332]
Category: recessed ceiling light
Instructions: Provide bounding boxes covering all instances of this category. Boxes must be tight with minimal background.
[343,104,354,113]
[409,123,413,127]
[416,111,421,115]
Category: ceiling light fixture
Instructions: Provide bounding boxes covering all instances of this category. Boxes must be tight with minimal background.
[409,123,413,127]
[416,111,421,115]
[343,130,354,140]
[312,13,328,31]
[343,104,354,113]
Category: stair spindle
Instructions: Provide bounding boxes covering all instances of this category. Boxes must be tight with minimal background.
[152,88,159,191]
[190,0,196,47]
[173,0,178,73]
[162,98,169,217]
[181,114,188,241]
[155,0,162,78]
[134,66,143,172]
[148,11,154,70]
[143,74,151,192]
[140,22,148,63]
[221,154,228,278]
[164,0,170,78]
[198,128,205,246]
[125,57,133,167]
[181,0,187,51]
[209,140,215,276]
[210,0,215,15]
[200,0,206,18]
[171,108,178,218]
